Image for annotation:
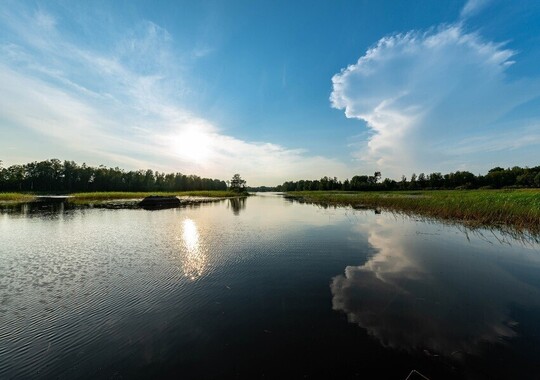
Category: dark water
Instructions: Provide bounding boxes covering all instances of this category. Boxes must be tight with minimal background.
[1,194,540,379]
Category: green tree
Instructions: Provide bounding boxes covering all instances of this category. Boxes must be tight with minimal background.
[399,175,407,189]
[417,173,426,188]
[534,172,540,188]
[410,173,417,189]
[229,174,246,193]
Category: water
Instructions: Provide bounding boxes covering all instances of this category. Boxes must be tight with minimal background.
[1,194,540,379]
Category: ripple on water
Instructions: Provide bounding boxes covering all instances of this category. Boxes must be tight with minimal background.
[0,208,201,377]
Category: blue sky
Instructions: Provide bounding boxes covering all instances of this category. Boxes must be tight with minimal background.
[1,0,539,185]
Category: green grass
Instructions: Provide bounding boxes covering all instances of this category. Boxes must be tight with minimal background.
[69,190,237,201]
[0,190,239,204]
[286,189,540,233]
[0,193,37,202]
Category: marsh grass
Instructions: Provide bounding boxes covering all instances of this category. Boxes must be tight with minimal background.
[0,191,238,205]
[70,190,235,200]
[67,191,239,204]
[286,189,540,234]
[0,193,36,202]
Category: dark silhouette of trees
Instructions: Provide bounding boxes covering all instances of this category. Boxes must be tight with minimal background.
[0,159,227,192]
[276,165,540,192]
[399,175,407,190]
[2,160,539,194]
[418,173,427,189]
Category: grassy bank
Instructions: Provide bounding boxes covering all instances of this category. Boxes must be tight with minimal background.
[69,190,237,201]
[286,189,540,234]
[0,193,37,202]
[0,190,240,204]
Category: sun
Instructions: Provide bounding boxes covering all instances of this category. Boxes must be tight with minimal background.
[171,129,212,163]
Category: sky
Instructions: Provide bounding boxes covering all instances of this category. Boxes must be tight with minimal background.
[1,0,539,186]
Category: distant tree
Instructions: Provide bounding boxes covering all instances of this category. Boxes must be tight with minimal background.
[535,172,540,188]
[410,173,417,189]
[399,175,407,189]
[417,173,426,189]
[516,171,535,187]
[428,172,443,188]
[351,175,368,190]
[382,178,397,190]
[229,174,247,193]
[367,171,381,185]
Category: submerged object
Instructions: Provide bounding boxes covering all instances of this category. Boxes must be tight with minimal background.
[139,195,181,209]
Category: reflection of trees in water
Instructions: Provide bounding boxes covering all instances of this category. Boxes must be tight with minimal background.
[228,197,246,215]
[330,219,540,357]
[0,200,223,217]
[0,201,67,217]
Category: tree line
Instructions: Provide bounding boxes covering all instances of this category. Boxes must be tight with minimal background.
[0,159,227,192]
[277,166,540,192]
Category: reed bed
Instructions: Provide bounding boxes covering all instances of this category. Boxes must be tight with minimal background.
[69,190,236,201]
[0,191,238,205]
[286,189,540,234]
[0,193,36,202]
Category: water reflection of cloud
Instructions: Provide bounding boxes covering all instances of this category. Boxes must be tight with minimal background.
[331,219,540,356]
[181,219,206,280]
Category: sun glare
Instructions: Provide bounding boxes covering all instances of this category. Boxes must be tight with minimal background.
[172,130,212,163]
[181,218,206,280]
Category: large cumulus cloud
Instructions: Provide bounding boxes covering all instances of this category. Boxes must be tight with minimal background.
[331,24,540,177]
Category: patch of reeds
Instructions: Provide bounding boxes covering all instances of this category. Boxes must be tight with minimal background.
[286,189,540,234]
[0,191,239,204]
[69,191,237,202]
[0,193,36,202]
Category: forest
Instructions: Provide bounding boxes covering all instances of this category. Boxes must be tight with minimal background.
[0,159,227,192]
[278,166,540,192]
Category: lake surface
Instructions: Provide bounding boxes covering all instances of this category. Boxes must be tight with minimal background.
[1,193,540,379]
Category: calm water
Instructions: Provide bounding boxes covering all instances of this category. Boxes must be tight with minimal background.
[1,194,540,379]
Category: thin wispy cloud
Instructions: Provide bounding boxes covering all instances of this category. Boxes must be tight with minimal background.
[0,4,347,185]
[331,3,540,177]
[33,8,56,30]
[460,0,491,19]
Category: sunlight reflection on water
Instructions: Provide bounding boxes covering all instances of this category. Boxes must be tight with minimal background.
[181,218,206,280]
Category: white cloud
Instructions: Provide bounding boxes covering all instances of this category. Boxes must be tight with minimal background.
[34,9,56,31]
[460,0,491,19]
[331,24,540,178]
[0,6,348,186]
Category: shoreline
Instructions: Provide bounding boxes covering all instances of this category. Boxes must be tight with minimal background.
[0,191,246,206]
[285,189,540,235]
